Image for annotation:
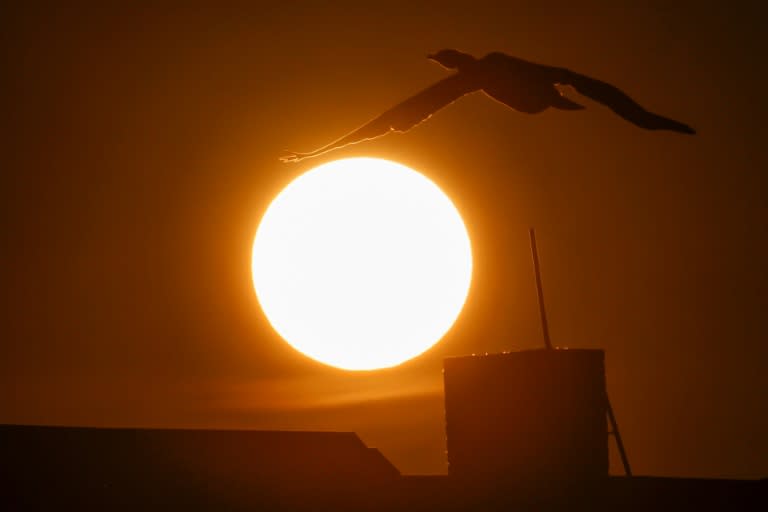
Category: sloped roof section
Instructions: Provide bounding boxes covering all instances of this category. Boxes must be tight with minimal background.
[0,424,398,510]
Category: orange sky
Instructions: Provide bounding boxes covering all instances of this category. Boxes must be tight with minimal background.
[1,2,766,477]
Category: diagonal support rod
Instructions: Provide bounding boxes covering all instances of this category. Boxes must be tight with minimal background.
[607,395,633,476]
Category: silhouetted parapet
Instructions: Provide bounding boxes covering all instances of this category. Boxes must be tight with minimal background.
[604,476,767,511]
[0,425,399,511]
[443,348,608,495]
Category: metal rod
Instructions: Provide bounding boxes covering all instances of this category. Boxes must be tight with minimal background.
[607,395,633,477]
[529,228,553,350]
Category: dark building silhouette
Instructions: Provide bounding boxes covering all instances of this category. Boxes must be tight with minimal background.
[1,350,765,511]
[0,425,398,511]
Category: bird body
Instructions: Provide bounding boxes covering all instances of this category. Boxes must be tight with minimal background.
[479,52,566,113]
[281,50,694,163]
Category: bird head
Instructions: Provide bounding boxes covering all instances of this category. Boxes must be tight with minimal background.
[427,49,476,71]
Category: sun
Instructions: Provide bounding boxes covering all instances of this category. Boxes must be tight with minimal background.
[251,157,472,370]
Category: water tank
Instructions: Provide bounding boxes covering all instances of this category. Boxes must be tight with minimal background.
[443,348,608,490]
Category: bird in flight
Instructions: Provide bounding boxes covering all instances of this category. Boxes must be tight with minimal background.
[280,49,695,163]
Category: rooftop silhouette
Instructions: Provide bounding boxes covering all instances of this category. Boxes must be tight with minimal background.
[0,425,398,510]
[1,350,764,511]
[281,50,695,162]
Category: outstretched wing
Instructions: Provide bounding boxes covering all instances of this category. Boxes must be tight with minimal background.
[555,68,695,134]
[280,73,479,163]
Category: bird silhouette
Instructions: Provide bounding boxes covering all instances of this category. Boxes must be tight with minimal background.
[280,49,695,163]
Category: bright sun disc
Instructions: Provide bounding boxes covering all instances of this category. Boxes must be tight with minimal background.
[251,158,472,370]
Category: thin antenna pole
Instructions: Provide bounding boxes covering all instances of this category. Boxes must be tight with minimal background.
[529,228,553,350]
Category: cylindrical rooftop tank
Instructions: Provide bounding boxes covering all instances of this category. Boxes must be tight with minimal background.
[443,348,608,489]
